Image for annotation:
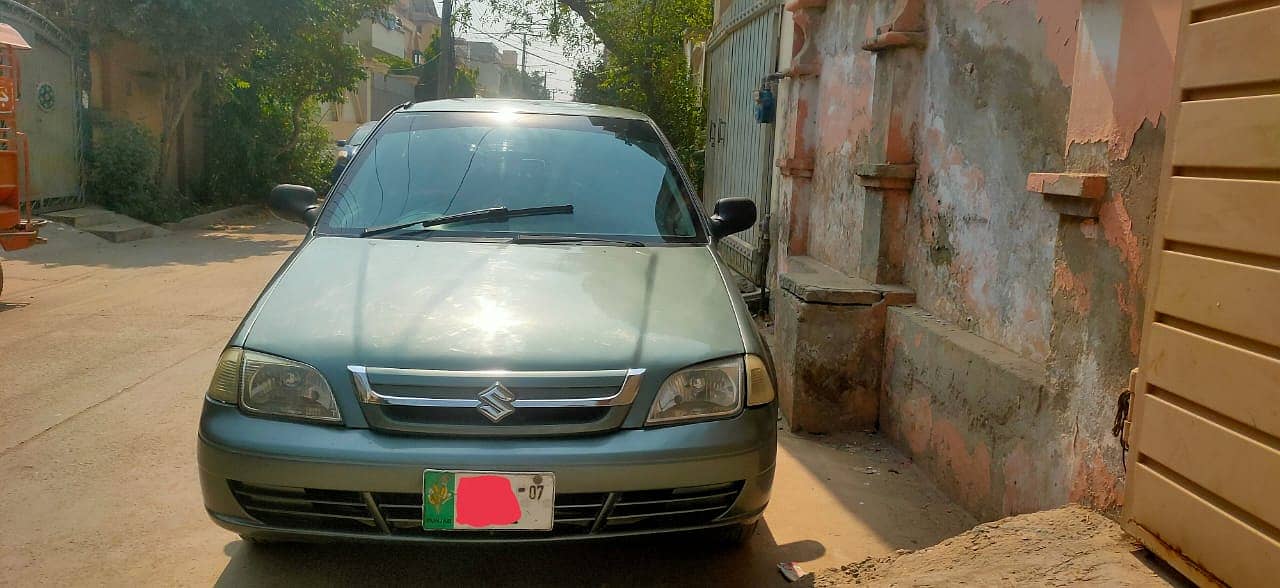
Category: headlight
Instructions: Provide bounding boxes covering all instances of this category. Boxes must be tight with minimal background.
[205,347,342,423]
[647,357,745,424]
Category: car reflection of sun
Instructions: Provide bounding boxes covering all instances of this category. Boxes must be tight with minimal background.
[469,297,520,342]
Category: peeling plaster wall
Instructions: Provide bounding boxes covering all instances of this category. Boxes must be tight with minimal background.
[804,2,876,276]
[768,0,1178,518]
[882,307,1064,519]
[906,1,1067,362]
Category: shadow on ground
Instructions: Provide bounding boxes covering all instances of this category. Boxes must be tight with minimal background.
[215,522,823,587]
[5,215,302,270]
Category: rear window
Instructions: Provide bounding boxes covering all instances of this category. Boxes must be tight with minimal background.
[347,122,376,145]
[317,111,703,242]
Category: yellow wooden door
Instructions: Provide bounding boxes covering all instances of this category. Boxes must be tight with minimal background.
[1122,1,1280,586]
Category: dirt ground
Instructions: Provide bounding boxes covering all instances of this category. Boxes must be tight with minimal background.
[0,213,977,586]
[812,505,1186,587]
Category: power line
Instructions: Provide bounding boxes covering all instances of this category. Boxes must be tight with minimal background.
[459,25,579,71]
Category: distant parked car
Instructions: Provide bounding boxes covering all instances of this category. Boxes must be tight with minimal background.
[200,99,777,547]
[331,121,377,182]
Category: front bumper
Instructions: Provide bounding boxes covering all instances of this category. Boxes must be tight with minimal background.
[198,400,777,542]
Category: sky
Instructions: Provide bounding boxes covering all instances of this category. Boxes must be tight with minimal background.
[435,1,581,100]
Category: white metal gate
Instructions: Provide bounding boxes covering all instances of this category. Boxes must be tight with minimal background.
[703,0,782,287]
[2,0,86,211]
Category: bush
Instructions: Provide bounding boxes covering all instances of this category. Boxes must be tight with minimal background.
[199,88,336,205]
[86,113,193,223]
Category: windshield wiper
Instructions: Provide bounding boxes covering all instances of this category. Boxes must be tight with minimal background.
[510,234,647,247]
[361,204,574,237]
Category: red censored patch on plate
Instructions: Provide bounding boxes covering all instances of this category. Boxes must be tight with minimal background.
[455,475,522,527]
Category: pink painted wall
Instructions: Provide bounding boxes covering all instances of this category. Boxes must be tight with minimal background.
[769,0,1180,518]
[802,1,877,276]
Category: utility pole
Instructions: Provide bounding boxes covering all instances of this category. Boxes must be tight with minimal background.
[437,0,455,99]
[509,22,541,99]
[519,31,529,98]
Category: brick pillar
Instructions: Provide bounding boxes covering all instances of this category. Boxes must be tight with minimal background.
[773,0,927,434]
[854,0,926,285]
[775,0,826,258]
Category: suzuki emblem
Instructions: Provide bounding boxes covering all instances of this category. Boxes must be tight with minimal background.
[477,382,516,423]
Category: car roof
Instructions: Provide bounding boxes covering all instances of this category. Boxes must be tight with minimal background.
[402,99,651,122]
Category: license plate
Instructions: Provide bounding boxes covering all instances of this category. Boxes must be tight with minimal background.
[422,470,555,531]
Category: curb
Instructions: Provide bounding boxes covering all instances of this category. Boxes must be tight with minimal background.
[165,204,264,230]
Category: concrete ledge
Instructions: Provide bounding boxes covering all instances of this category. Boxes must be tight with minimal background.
[1026,172,1108,218]
[1025,172,1107,198]
[779,255,915,305]
[84,221,168,243]
[777,156,815,178]
[881,307,1059,521]
[44,207,169,243]
[43,207,115,228]
[856,163,917,190]
[861,31,925,52]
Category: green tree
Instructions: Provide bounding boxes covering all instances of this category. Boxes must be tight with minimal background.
[200,0,391,203]
[478,0,709,182]
[43,0,388,192]
[416,33,480,99]
[236,0,388,159]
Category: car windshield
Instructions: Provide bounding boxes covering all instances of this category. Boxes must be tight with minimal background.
[317,111,703,242]
[347,122,376,146]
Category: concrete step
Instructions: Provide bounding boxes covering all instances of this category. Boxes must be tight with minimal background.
[82,218,169,243]
[44,207,117,228]
[44,207,169,243]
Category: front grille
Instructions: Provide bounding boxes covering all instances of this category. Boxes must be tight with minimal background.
[382,406,612,428]
[230,480,743,538]
[373,490,610,538]
[350,366,644,437]
[230,482,379,533]
[606,482,744,531]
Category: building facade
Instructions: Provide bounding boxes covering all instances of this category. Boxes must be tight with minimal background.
[319,0,440,142]
[710,0,1182,521]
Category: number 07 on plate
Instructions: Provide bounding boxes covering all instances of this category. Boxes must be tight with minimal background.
[422,470,556,531]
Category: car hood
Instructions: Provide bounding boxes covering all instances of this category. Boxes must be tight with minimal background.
[240,236,746,373]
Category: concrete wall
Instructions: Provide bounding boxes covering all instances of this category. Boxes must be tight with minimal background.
[766,0,1179,519]
[88,38,203,191]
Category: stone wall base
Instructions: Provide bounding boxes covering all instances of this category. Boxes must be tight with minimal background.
[773,256,914,433]
[880,306,1065,521]
[775,292,884,432]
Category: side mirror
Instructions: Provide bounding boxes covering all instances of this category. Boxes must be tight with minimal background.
[709,197,757,238]
[269,184,321,227]
[336,139,347,147]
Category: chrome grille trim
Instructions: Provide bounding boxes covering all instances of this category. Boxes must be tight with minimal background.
[348,366,646,408]
[230,481,744,537]
[358,366,633,379]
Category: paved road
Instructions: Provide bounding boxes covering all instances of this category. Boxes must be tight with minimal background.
[0,214,974,586]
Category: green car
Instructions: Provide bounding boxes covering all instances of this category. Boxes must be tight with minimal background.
[198,99,778,544]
